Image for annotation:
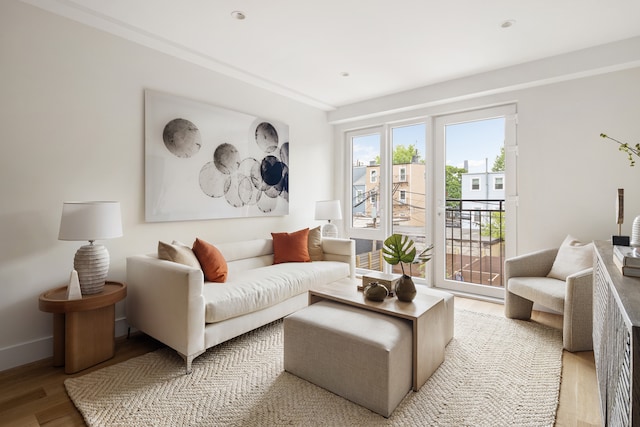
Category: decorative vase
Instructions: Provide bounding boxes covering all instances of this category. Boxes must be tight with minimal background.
[395,274,416,302]
[364,282,388,301]
[631,215,640,248]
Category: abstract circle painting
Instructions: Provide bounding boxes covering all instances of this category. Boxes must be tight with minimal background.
[162,118,202,158]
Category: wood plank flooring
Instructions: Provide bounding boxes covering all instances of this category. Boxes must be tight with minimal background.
[0,297,601,426]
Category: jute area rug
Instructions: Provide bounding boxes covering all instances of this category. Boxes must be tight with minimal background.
[65,309,563,426]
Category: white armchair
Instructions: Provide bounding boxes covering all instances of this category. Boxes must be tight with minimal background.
[504,247,593,352]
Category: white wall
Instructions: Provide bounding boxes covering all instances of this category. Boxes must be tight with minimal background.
[0,1,333,371]
[333,68,640,256]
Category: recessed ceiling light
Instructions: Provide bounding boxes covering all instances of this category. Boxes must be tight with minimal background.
[231,11,246,20]
[340,72,350,77]
[501,19,516,28]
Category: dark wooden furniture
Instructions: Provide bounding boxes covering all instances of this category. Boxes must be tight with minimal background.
[38,281,126,374]
[593,241,640,426]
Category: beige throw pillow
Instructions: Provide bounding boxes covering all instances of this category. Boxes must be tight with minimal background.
[308,226,324,261]
[158,241,201,269]
[547,235,593,280]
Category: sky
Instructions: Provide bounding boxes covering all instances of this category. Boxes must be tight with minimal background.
[352,117,505,173]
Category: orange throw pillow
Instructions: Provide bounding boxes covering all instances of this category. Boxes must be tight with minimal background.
[192,238,228,282]
[271,228,311,264]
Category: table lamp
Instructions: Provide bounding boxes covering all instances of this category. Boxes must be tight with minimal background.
[58,201,123,295]
[315,200,342,238]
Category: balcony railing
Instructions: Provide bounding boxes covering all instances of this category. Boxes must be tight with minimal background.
[445,199,505,287]
[354,198,505,288]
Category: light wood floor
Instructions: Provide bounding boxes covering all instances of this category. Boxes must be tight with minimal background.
[0,297,601,426]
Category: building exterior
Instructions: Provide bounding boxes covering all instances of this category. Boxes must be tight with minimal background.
[352,165,367,218]
[362,161,426,229]
[460,171,505,220]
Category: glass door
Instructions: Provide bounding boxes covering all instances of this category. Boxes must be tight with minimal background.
[348,127,387,275]
[434,105,517,298]
[390,123,429,280]
[347,122,430,280]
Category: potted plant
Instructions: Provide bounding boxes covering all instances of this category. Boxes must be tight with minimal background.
[382,234,433,302]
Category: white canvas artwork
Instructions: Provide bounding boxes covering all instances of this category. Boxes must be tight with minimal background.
[145,90,290,222]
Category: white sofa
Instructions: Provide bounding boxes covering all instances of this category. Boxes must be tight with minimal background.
[126,237,355,372]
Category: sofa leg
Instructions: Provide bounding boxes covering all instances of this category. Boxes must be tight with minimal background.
[504,290,533,320]
[178,351,202,374]
[185,356,193,375]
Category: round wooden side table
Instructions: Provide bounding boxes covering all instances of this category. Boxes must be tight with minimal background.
[38,281,127,374]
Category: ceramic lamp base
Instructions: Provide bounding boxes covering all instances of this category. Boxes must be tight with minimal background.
[321,222,338,238]
[74,243,110,295]
[631,215,640,247]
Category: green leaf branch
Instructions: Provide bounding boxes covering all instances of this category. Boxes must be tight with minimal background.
[601,133,640,167]
[382,234,433,276]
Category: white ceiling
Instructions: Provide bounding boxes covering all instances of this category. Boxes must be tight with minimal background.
[23,0,640,110]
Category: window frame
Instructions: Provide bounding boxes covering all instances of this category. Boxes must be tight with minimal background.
[399,167,407,182]
[471,177,481,191]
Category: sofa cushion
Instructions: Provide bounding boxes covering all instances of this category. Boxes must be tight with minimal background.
[547,235,593,281]
[202,261,349,323]
[193,238,228,283]
[157,241,201,269]
[272,228,311,264]
[308,226,324,261]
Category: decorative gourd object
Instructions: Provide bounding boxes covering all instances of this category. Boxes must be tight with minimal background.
[364,282,388,301]
[395,274,417,302]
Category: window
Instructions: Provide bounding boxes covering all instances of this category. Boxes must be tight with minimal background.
[494,177,504,190]
[471,178,480,190]
[346,123,427,279]
[345,104,516,301]
[350,130,381,231]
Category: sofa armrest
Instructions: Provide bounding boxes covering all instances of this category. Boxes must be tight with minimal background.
[126,255,206,360]
[504,247,558,282]
[322,237,356,279]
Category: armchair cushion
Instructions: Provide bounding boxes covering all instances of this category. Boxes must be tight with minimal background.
[547,235,593,281]
[508,277,565,313]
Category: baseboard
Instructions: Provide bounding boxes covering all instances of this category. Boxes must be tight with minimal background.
[0,316,130,372]
[430,287,504,305]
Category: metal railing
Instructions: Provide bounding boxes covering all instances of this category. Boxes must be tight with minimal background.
[353,198,505,287]
[445,199,505,287]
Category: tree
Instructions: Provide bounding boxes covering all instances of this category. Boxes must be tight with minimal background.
[375,144,422,165]
[491,147,505,172]
[393,144,420,164]
[481,211,505,240]
[445,165,466,206]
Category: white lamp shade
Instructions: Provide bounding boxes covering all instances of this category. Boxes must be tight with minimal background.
[58,201,123,241]
[315,200,342,221]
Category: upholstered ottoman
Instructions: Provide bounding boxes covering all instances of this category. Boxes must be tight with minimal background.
[284,300,412,417]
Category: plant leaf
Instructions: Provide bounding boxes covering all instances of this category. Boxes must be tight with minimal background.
[382,234,416,265]
[415,244,434,263]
